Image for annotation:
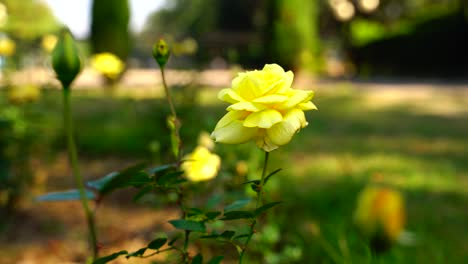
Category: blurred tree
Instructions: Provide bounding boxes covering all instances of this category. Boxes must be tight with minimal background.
[140,0,321,71]
[139,0,218,66]
[342,0,468,77]
[90,0,130,62]
[0,0,59,41]
[268,0,321,71]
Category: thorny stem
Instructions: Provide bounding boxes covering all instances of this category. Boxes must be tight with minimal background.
[63,88,98,260]
[239,151,270,264]
[159,66,189,262]
[160,66,182,165]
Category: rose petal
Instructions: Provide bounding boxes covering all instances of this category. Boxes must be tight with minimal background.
[227,101,264,112]
[213,111,248,130]
[252,94,289,104]
[266,109,307,146]
[218,89,244,103]
[298,101,318,110]
[278,90,314,109]
[211,120,258,144]
[243,109,283,128]
[256,136,279,152]
[232,75,259,100]
[263,64,285,74]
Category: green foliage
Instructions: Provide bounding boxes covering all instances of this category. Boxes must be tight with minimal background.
[207,256,224,264]
[221,211,254,221]
[0,105,36,216]
[35,189,96,201]
[96,162,148,195]
[224,198,251,212]
[254,202,282,216]
[169,219,206,232]
[92,250,128,264]
[90,0,130,61]
[4,84,467,262]
[192,253,203,264]
[147,237,168,250]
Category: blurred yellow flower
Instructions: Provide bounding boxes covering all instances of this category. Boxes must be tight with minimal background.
[211,64,316,152]
[182,146,221,182]
[235,160,248,177]
[354,186,405,248]
[91,52,124,79]
[198,131,215,150]
[42,34,58,53]
[0,37,15,57]
[8,85,40,104]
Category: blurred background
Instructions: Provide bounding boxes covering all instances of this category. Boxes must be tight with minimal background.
[0,0,467,263]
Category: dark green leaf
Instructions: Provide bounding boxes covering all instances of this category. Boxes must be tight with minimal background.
[36,189,96,202]
[254,201,282,216]
[132,185,153,202]
[220,230,236,240]
[192,253,203,264]
[250,183,260,193]
[157,171,184,186]
[201,233,220,239]
[169,219,206,232]
[205,194,222,209]
[148,163,176,175]
[168,234,181,246]
[234,234,250,240]
[224,198,251,212]
[87,171,119,191]
[126,172,152,187]
[99,162,148,195]
[92,250,128,264]
[205,211,221,220]
[241,180,260,185]
[264,168,282,185]
[187,208,204,217]
[221,210,254,220]
[126,247,147,258]
[207,256,224,264]
[147,237,167,250]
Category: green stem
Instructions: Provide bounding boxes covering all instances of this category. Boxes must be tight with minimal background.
[160,67,177,121]
[257,151,269,207]
[62,88,98,260]
[159,66,188,263]
[160,66,182,165]
[239,151,270,264]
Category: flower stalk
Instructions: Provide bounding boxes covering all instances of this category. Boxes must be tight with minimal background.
[154,39,189,262]
[52,28,98,260]
[63,88,98,259]
[239,151,270,264]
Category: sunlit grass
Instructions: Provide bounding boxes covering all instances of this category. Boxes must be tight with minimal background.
[1,82,467,262]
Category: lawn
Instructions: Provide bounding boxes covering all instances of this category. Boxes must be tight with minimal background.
[1,81,467,263]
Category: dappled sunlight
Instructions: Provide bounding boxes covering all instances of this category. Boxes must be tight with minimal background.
[288,152,465,194]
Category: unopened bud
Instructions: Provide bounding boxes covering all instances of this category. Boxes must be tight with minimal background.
[152,39,170,67]
[51,28,82,88]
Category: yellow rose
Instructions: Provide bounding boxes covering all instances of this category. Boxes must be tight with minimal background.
[354,186,405,249]
[91,52,124,79]
[182,146,221,182]
[0,37,15,57]
[211,64,316,152]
